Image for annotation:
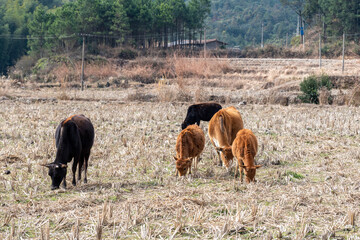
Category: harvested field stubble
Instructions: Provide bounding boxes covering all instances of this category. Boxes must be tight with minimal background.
[1,93,360,239]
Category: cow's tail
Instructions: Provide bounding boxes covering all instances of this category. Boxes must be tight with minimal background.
[179,131,186,159]
[220,115,225,133]
[244,138,251,164]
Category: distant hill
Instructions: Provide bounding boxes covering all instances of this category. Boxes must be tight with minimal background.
[206,0,297,47]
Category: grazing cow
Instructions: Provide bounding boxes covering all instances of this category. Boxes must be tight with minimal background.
[174,124,205,176]
[208,106,244,169]
[181,102,222,130]
[232,129,261,183]
[43,114,94,190]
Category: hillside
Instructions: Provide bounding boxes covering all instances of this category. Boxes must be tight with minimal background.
[206,0,297,47]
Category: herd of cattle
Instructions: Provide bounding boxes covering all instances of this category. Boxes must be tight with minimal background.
[42,103,260,190]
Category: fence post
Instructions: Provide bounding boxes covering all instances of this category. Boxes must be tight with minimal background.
[319,33,321,68]
[81,35,85,91]
[261,22,264,48]
[342,33,345,74]
[204,28,206,58]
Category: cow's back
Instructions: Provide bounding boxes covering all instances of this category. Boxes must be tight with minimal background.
[208,106,244,146]
[197,103,222,121]
[70,115,95,151]
[225,106,244,143]
[56,115,94,151]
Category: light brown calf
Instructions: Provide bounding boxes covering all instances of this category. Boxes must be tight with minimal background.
[174,124,205,176]
[232,129,261,183]
[208,106,244,169]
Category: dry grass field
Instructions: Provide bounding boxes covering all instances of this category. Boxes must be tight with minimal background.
[1,58,360,239]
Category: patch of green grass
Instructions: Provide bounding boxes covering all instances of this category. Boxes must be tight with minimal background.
[212,208,231,217]
[140,180,159,188]
[187,179,205,188]
[24,228,37,238]
[286,171,304,179]
[50,196,58,201]
[319,152,330,158]
[108,195,118,202]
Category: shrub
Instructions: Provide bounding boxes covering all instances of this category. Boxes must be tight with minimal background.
[298,75,332,104]
[118,48,138,60]
[11,55,37,78]
[291,36,301,47]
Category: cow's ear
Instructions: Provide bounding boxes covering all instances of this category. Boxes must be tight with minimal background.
[173,156,178,161]
[60,164,67,168]
[248,165,261,170]
[41,163,51,168]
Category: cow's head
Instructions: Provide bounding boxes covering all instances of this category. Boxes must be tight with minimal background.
[216,147,234,168]
[174,156,191,176]
[241,165,261,183]
[42,163,67,190]
[181,122,187,130]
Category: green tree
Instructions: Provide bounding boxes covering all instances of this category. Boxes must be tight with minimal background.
[280,0,306,34]
[28,4,54,57]
[304,0,360,37]
[187,0,211,45]
[0,0,10,75]
[108,0,130,44]
[153,0,174,47]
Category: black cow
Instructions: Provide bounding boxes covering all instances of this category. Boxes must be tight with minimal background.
[181,102,222,130]
[43,115,94,190]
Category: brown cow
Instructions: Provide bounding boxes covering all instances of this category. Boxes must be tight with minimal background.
[174,124,205,176]
[232,129,261,183]
[208,106,244,170]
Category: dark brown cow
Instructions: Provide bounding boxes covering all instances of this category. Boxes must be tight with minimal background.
[43,114,94,190]
[181,103,222,130]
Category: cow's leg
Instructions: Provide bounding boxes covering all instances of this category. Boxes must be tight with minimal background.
[78,152,85,181]
[234,162,238,179]
[210,139,222,166]
[72,155,80,186]
[84,151,90,183]
[194,156,198,170]
[188,158,193,175]
[217,152,223,167]
[239,166,243,183]
[62,173,67,189]
[239,160,244,183]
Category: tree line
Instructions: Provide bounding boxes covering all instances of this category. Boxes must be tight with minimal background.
[0,0,210,75]
[206,0,297,48]
[281,0,360,39]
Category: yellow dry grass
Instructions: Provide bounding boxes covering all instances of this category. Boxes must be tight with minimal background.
[1,57,360,239]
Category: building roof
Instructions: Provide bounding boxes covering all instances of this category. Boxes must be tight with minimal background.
[168,39,228,47]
